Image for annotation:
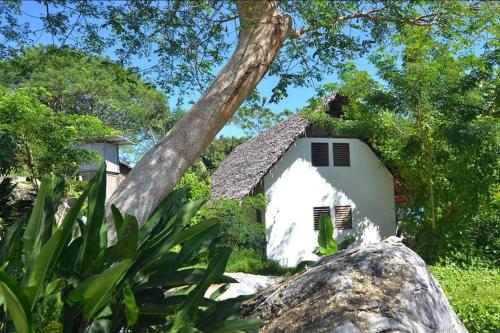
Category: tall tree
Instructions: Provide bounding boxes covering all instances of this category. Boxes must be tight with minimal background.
[303,27,499,262]
[0,0,496,224]
[0,46,173,146]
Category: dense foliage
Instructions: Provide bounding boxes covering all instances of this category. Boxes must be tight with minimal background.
[1,1,493,130]
[201,136,247,175]
[304,27,499,264]
[0,166,260,332]
[430,266,500,333]
[0,87,114,184]
[0,46,173,144]
[199,196,267,253]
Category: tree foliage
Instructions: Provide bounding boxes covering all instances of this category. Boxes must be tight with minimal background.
[0,87,114,183]
[0,46,173,144]
[304,27,499,263]
[0,1,495,125]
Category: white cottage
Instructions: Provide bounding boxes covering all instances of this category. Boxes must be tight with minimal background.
[78,136,133,199]
[212,94,406,267]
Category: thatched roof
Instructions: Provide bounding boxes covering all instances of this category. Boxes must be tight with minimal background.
[211,114,310,199]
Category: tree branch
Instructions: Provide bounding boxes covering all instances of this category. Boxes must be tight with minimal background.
[336,9,442,26]
[291,9,443,38]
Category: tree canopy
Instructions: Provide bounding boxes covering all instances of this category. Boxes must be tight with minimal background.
[1,1,496,112]
[0,87,114,185]
[1,0,497,227]
[0,46,173,144]
[303,26,499,263]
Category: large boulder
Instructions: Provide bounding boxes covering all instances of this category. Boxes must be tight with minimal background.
[242,239,466,333]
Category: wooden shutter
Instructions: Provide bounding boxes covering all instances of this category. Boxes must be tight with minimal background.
[335,206,352,229]
[311,142,329,166]
[332,143,350,166]
[313,206,331,230]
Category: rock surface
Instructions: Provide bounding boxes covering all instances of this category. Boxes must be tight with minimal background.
[242,240,466,333]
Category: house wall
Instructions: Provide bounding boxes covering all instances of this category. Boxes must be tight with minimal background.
[263,138,396,267]
[78,142,120,174]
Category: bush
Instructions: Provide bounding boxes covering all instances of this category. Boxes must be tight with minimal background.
[430,265,500,333]
[199,195,266,253]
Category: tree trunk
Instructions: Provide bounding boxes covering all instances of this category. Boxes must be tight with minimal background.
[107,1,294,231]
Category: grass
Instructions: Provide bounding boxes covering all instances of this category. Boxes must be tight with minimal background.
[430,265,500,333]
[224,248,296,276]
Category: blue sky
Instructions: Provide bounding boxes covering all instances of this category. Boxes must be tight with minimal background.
[17,1,378,138]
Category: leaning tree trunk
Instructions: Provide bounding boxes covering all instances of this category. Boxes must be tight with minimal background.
[107,1,294,231]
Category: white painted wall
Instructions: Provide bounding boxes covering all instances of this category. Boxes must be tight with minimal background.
[263,138,396,267]
[79,142,120,174]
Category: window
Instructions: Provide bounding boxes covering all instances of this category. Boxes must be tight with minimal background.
[313,206,331,230]
[335,206,352,229]
[332,143,350,166]
[311,142,329,166]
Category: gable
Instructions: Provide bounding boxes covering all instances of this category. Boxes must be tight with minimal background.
[211,114,309,199]
[211,114,403,201]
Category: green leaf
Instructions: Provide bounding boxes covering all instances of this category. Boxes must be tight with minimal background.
[42,278,66,298]
[174,217,219,246]
[144,199,206,251]
[79,163,106,274]
[105,214,139,264]
[0,213,28,266]
[123,285,139,327]
[174,222,220,268]
[209,284,230,300]
[71,259,132,320]
[25,229,63,308]
[138,268,236,290]
[139,187,190,245]
[111,205,124,235]
[317,213,336,251]
[0,271,33,333]
[172,248,231,330]
[56,186,90,270]
[23,177,52,268]
[42,177,65,243]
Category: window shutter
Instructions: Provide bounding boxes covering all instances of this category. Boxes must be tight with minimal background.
[311,142,329,166]
[313,206,331,230]
[335,206,352,229]
[332,143,350,166]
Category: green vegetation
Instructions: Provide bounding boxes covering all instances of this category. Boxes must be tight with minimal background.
[0,46,173,145]
[225,249,294,276]
[198,196,266,252]
[304,27,499,265]
[0,87,114,184]
[315,214,356,256]
[0,166,260,332]
[430,266,500,333]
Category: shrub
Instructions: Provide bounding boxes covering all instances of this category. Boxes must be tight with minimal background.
[199,195,266,253]
[0,165,260,332]
[430,265,500,333]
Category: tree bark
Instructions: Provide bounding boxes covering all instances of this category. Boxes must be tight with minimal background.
[107,1,294,231]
